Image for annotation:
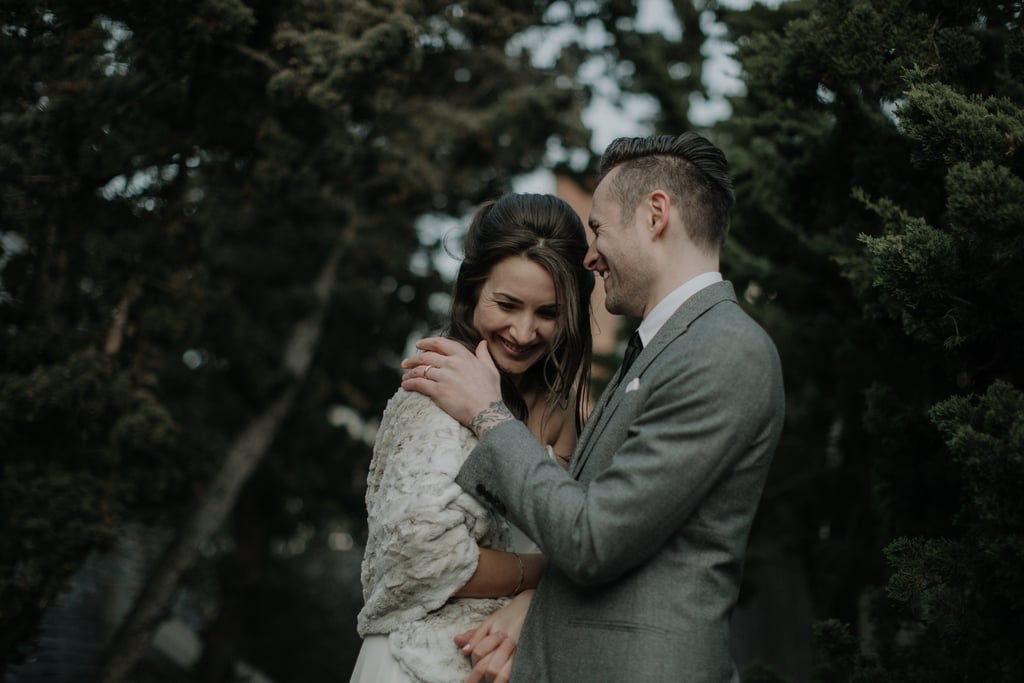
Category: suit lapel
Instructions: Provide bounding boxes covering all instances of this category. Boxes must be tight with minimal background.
[570,281,737,479]
[569,371,624,477]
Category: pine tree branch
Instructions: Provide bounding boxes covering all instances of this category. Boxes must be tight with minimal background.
[103,279,141,356]
[231,43,281,72]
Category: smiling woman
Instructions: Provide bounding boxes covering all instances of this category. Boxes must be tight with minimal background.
[350,193,594,683]
[471,255,559,379]
[447,195,595,436]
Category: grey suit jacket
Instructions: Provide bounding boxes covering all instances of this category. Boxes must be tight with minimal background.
[456,281,785,682]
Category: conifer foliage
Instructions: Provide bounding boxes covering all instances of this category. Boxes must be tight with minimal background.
[0,0,588,674]
[710,0,1023,679]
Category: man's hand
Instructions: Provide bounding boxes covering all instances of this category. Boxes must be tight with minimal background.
[401,337,512,438]
[453,589,534,683]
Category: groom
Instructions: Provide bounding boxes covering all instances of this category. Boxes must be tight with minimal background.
[403,132,785,682]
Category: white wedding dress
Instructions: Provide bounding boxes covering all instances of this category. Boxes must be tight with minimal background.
[350,524,539,683]
[349,390,542,683]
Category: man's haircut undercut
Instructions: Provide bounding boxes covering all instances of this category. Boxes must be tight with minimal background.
[598,133,735,251]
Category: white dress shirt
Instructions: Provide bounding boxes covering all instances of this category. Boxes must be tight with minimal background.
[636,271,723,346]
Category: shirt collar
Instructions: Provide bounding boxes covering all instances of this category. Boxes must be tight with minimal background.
[637,271,723,346]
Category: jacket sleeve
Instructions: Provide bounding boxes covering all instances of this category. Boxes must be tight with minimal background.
[359,390,497,632]
[456,310,784,586]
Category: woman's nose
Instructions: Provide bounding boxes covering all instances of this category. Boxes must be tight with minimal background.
[509,315,537,343]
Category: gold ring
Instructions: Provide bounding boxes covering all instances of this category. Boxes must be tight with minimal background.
[425,365,434,379]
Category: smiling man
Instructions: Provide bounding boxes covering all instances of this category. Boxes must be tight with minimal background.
[403,132,785,683]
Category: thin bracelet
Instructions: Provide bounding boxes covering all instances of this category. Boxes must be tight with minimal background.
[509,551,525,597]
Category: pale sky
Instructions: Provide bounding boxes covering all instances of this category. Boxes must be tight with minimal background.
[513,0,781,193]
[423,1,784,280]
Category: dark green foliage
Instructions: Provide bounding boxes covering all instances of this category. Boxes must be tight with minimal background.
[930,382,1024,527]
[869,379,1024,682]
[810,619,884,683]
[697,0,1024,680]
[1,0,589,671]
[878,382,1024,680]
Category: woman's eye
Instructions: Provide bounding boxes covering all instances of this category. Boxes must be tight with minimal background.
[497,301,515,311]
[538,309,558,320]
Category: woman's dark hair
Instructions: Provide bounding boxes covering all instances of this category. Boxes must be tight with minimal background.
[446,193,594,434]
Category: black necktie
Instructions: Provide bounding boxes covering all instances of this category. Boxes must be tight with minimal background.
[619,331,643,380]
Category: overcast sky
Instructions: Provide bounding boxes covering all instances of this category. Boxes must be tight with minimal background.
[566,0,782,150]
[423,0,784,279]
[510,0,781,191]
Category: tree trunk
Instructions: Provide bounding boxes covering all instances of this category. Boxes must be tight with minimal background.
[94,239,344,683]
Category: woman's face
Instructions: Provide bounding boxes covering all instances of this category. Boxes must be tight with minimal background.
[472,255,559,379]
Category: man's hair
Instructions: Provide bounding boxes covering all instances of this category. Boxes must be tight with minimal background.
[599,133,735,251]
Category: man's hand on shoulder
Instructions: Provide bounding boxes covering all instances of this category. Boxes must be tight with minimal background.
[401,338,513,438]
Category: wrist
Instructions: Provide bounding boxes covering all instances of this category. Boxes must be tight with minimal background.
[470,400,515,440]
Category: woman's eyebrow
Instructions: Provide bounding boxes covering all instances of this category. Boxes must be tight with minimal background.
[492,291,524,303]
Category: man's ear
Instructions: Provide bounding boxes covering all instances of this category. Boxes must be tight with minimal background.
[648,190,671,239]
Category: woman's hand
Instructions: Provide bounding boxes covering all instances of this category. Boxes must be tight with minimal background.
[454,589,535,683]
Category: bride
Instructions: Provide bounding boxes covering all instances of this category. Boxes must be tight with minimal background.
[350,193,594,683]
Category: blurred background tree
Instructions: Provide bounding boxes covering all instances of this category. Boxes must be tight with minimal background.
[706,0,1022,680]
[1,0,590,679]
[3,0,1022,681]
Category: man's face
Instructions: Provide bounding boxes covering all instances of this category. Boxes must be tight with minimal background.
[585,169,649,319]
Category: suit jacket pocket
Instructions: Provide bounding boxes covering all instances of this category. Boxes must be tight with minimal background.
[557,617,677,681]
[567,617,671,637]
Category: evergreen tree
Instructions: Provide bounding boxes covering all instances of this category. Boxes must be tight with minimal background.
[710,0,1023,680]
[0,0,590,676]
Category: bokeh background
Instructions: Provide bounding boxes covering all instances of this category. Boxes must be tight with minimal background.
[2,0,1022,681]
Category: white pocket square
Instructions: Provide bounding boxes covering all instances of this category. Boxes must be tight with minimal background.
[624,377,640,393]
